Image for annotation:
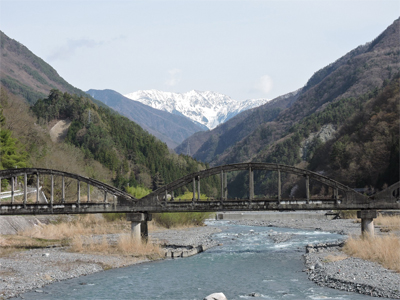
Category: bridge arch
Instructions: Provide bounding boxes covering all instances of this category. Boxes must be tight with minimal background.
[143,163,367,206]
[0,168,137,210]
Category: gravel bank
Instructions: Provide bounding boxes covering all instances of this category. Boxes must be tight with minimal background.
[304,243,400,298]
[230,217,400,299]
[0,225,220,299]
[230,215,361,236]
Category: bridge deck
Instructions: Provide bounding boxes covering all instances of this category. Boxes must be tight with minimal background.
[0,197,399,215]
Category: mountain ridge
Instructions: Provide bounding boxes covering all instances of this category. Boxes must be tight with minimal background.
[124,89,269,130]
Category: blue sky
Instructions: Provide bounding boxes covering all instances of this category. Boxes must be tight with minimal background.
[1,0,399,100]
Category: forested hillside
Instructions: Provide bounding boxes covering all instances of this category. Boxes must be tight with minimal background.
[308,75,399,188]
[0,88,28,171]
[30,89,219,195]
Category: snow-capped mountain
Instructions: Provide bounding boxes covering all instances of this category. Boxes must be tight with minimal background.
[124,90,270,130]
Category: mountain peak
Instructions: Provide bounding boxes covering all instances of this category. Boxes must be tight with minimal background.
[124,90,269,129]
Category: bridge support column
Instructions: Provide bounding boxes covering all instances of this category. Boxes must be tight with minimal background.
[50,175,54,209]
[277,169,281,204]
[36,173,40,204]
[357,210,377,237]
[220,170,224,201]
[87,183,91,202]
[305,175,310,204]
[127,213,152,243]
[24,173,27,208]
[193,178,196,201]
[249,167,254,200]
[197,176,201,201]
[224,173,228,199]
[11,176,14,204]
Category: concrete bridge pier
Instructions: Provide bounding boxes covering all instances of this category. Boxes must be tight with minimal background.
[357,210,377,237]
[126,213,152,242]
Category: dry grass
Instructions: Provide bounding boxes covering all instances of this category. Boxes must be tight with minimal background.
[10,215,163,260]
[343,234,400,273]
[375,215,400,231]
[70,233,163,259]
[116,234,163,258]
[19,215,128,240]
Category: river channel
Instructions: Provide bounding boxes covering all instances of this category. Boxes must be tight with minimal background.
[15,221,378,300]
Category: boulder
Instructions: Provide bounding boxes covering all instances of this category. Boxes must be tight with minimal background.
[204,292,228,300]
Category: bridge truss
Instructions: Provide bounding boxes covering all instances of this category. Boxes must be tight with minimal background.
[0,164,399,215]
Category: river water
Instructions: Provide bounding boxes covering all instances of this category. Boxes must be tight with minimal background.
[16,221,375,300]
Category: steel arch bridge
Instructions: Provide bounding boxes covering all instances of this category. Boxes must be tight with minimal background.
[0,163,399,215]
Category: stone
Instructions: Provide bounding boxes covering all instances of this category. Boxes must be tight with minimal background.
[315,263,323,269]
[204,292,228,300]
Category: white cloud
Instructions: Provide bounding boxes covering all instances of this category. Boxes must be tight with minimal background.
[165,68,182,87]
[255,75,273,94]
[47,38,104,61]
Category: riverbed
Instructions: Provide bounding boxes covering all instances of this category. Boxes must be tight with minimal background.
[10,220,398,300]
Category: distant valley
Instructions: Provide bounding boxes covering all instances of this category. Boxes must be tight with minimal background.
[86,89,205,148]
[88,89,270,148]
[124,89,269,130]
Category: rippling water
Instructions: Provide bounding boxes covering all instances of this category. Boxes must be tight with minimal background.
[15,221,377,300]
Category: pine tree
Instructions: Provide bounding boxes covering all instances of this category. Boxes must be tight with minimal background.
[0,89,28,170]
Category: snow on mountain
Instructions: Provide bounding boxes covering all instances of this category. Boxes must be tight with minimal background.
[124,90,269,130]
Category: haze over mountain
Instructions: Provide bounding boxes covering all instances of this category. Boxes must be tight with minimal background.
[124,90,269,130]
[86,89,205,149]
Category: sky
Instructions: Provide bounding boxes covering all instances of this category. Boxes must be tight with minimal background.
[0,0,399,101]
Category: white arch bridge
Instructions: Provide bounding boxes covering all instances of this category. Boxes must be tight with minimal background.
[0,164,399,236]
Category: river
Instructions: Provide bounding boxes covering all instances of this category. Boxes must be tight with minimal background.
[15,221,377,300]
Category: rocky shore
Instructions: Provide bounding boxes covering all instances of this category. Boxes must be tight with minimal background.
[231,217,400,299]
[304,242,400,299]
[0,226,220,299]
[1,215,399,299]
